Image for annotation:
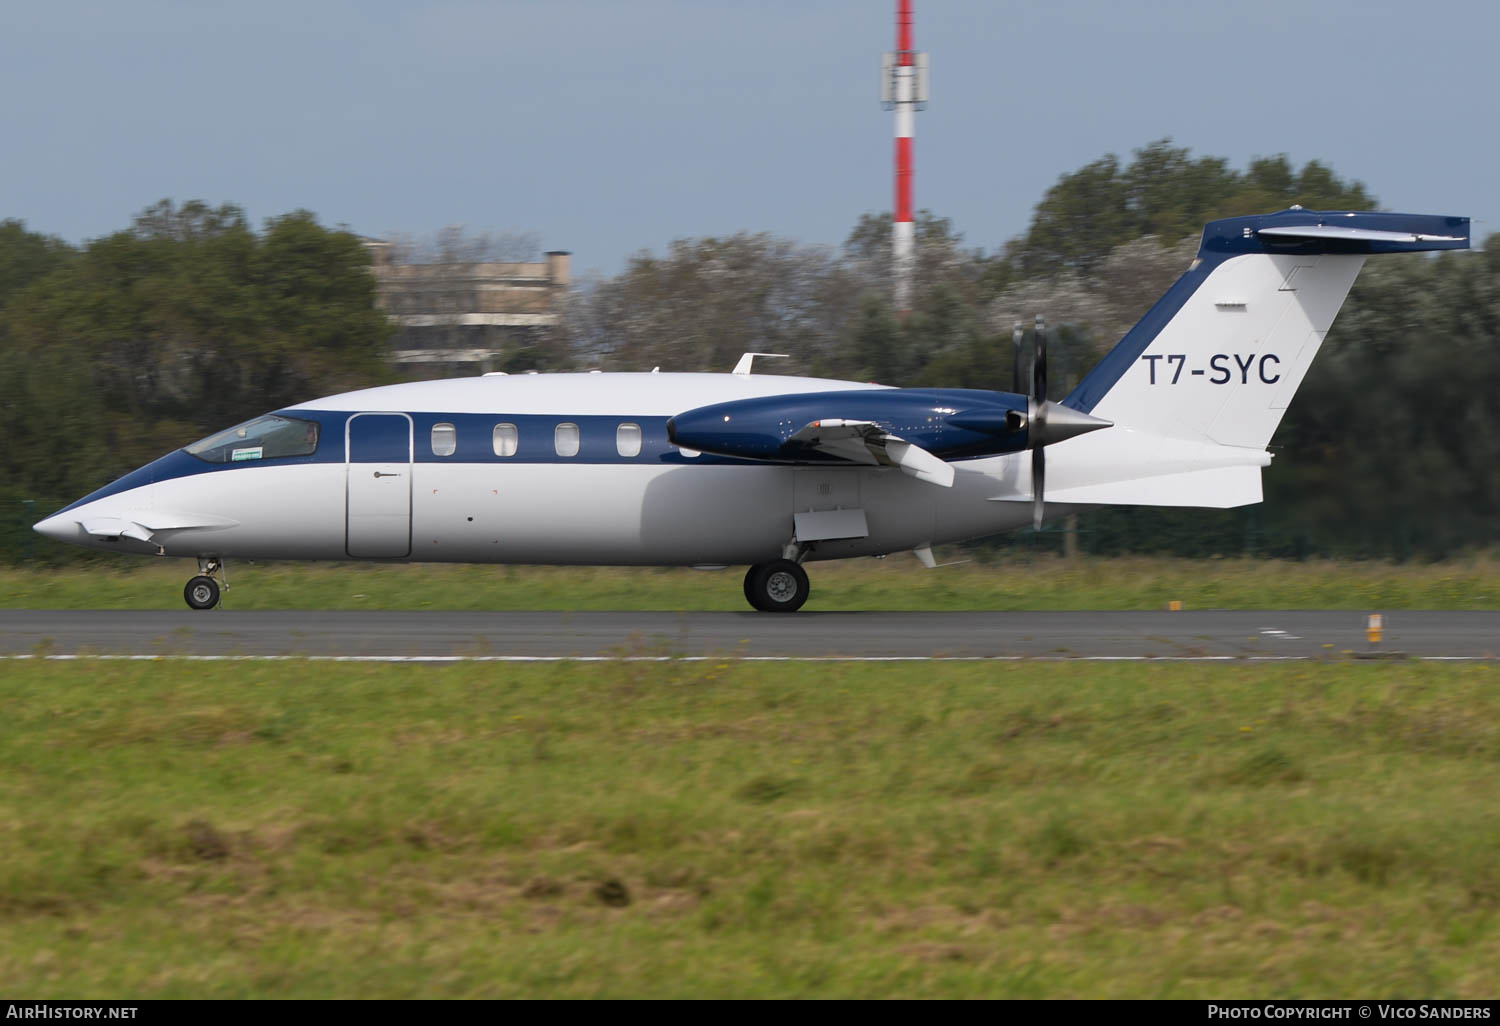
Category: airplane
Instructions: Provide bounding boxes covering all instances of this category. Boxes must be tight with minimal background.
[33,208,1469,612]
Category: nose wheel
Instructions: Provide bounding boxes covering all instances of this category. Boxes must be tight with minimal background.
[184,558,227,610]
[743,559,810,613]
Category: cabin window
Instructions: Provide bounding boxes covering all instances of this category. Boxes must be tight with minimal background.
[616,422,642,458]
[186,415,319,464]
[430,423,457,457]
[554,422,580,457]
[492,423,519,457]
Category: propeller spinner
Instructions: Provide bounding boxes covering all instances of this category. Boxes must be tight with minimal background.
[1026,315,1112,530]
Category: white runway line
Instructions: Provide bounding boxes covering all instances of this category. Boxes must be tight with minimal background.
[1,654,1494,663]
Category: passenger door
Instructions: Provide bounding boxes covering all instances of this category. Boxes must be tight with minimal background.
[346,413,413,558]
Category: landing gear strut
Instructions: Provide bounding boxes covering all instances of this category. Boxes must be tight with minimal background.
[743,559,810,613]
[184,558,227,610]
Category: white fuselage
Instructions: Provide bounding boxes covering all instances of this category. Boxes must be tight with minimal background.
[41,373,1045,566]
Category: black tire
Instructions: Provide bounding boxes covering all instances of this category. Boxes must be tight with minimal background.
[184,575,220,610]
[745,559,809,613]
[743,565,764,611]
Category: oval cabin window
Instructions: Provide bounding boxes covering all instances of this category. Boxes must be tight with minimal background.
[431,423,457,457]
[493,423,518,457]
[616,423,642,458]
[554,422,580,457]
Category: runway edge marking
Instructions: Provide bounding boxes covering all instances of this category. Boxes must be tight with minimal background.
[2,654,1496,663]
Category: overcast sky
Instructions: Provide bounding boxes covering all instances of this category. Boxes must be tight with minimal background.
[3,0,1493,275]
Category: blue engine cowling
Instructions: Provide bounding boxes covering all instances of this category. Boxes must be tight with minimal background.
[665,388,1032,463]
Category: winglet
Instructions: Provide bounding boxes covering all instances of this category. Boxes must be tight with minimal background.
[789,419,955,487]
[884,439,955,487]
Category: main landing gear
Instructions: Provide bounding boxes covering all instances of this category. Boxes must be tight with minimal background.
[184,558,227,610]
[743,556,811,613]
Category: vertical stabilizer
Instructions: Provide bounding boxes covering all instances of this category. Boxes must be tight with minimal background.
[1064,210,1469,451]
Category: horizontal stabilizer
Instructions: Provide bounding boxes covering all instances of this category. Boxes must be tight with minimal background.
[1258,225,1465,245]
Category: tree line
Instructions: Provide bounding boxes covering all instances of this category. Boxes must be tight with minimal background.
[3,142,1495,562]
[0,201,394,559]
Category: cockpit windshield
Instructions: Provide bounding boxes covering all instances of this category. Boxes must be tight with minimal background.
[186,415,320,464]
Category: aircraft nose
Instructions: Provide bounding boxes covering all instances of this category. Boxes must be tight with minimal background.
[32,513,76,542]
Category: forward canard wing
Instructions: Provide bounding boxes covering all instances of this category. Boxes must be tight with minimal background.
[81,517,157,544]
[78,510,240,545]
[789,419,955,488]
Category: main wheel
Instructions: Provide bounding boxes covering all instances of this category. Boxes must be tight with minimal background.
[745,559,810,613]
[743,565,762,609]
[184,575,221,610]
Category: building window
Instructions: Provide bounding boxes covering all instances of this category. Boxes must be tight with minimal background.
[554,422,580,457]
[616,422,642,458]
[431,423,457,456]
[493,423,519,457]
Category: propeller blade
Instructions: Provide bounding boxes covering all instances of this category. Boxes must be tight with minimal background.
[1013,322,1024,394]
[1033,315,1047,404]
[1031,315,1047,530]
[1032,446,1045,531]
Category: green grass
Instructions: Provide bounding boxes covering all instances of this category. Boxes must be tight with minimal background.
[4,551,1500,610]
[2,659,1498,997]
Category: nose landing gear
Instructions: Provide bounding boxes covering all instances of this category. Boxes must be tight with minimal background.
[184,558,227,610]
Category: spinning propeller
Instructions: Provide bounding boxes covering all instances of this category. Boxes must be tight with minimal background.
[1016,315,1114,531]
[1031,315,1048,530]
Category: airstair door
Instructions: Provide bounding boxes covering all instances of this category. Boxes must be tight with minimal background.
[346,413,413,558]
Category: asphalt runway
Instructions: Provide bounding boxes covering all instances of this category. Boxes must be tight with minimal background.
[0,610,1496,660]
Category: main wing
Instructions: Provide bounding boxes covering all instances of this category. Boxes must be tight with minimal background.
[789,419,955,487]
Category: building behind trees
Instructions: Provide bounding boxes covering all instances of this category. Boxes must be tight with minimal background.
[364,239,570,373]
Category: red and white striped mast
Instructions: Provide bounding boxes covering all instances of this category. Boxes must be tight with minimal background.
[882,0,927,315]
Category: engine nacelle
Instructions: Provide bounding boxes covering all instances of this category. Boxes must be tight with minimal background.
[666,388,1033,463]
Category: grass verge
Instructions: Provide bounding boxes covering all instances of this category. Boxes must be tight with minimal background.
[2,659,1497,997]
[3,552,1499,610]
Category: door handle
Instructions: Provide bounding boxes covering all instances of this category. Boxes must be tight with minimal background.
[373,471,402,478]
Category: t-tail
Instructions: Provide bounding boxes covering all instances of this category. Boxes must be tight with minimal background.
[1035,208,1470,508]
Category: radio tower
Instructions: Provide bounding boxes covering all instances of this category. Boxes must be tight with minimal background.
[882,0,928,315]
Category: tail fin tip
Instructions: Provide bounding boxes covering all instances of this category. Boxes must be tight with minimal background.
[1063,208,1469,450]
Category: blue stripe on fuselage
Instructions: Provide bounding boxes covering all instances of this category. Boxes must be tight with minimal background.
[52,443,340,516]
[53,392,1036,518]
[52,410,810,516]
